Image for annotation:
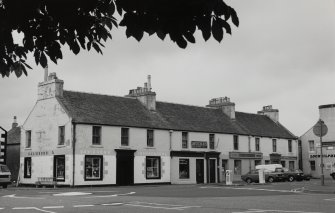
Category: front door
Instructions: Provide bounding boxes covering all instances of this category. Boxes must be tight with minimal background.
[196,159,204,184]
[116,150,135,185]
[209,159,216,183]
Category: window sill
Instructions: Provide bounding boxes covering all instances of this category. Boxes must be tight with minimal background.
[90,145,103,148]
[24,148,32,150]
[57,145,66,148]
[145,147,156,149]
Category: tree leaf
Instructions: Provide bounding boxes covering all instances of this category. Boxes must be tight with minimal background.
[40,52,48,68]
[212,18,223,42]
[230,7,239,27]
[221,20,231,34]
[183,32,195,43]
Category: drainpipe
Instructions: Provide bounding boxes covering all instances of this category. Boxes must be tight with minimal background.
[72,122,76,187]
[169,130,173,184]
[169,130,173,150]
[248,135,251,172]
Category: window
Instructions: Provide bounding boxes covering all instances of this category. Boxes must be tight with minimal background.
[147,129,154,147]
[309,140,315,152]
[179,159,189,179]
[209,134,215,149]
[146,156,161,179]
[58,126,65,145]
[234,160,241,175]
[54,155,65,181]
[233,135,239,150]
[288,140,292,152]
[121,128,129,146]
[25,130,31,148]
[265,160,270,165]
[92,126,101,145]
[289,161,295,170]
[310,161,315,171]
[272,139,277,152]
[24,157,31,178]
[85,155,103,180]
[255,138,260,151]
[255,160,261,166]
[281,161,286,168]
[182,132,188,149]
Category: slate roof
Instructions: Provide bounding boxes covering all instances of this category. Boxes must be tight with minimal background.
[7,126,21,144]
[58,91,296,139]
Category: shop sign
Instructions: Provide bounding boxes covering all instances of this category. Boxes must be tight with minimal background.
[28,151,52,156]
[310,154,335,158]
[229,152,263,159]
[191,141,207,148]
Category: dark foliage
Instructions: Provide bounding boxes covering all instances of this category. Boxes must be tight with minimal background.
[0,0,238,77]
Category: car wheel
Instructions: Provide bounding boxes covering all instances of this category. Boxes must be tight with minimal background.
[288,176,295,182]
[268,177,274,183]
[246,178,252,184]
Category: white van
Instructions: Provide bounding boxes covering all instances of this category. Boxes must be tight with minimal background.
[255,164,283,172]
[0,164,11,188]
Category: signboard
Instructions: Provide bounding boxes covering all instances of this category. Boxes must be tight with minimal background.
[229,152,263,159]
[313,120,328,137]
[191,141,207,148]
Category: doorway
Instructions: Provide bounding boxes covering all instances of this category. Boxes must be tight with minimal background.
[115,149,136,185]
[209,159,216,183]
[196,159,204,184]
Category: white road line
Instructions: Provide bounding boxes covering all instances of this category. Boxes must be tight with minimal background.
[73,204,95,208]
[247,209,322,213]
[43,206,64,209]
[324,198,335,201]
[130,201,185,207]
[0,208,3,210]
[3,194,45,199]
[125,203,184,210]
[201,186,294,193]
[101,203,124,206]
[85,191,136,198]
[12,207,56,213]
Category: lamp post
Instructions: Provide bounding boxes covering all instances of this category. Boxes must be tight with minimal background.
[313,119,328,186]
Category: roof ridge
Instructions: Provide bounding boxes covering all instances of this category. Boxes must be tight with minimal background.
[64,90,135,100]
[157,100,217,110]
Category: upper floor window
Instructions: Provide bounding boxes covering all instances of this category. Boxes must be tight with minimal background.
[288,140,292,152]
[272,139,277,152]
[92,126,101,145]
[25,130,31,148]
[233,135,239,150]
[255,138,260,151]
[309,140,315,152]
[209,134,215,149]
[121,128,129,146]
[58,126,65,145]
[182,132,188,149]
[147,129,154,147]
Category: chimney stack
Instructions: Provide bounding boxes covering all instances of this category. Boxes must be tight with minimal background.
[207,97,236,119]
[257,105,279,122]
[12,116,18,129]
[38,72,64,100]
[44,66,48,82]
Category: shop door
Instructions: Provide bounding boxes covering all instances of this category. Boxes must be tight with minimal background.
[221,160,228,182]
[209,159,216,183]
[196,159,204,184]
[116,150,135,185]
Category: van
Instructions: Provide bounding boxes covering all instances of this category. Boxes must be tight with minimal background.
[255,164,283,172]
[0,164,11,188]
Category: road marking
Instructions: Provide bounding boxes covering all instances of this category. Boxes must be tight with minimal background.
[12,207,56,213]
[53,192,91,196]
[324,197,335,201]
[73,204,95,208]
[101,203,124,206]
[125,203,184,210]
[84,191,136,198]
[233,209,323,213]
[201,186,295,193]
[0,208,3,210]
[43,206,64,209]
[3,194,44,199]
[126,201,201,210]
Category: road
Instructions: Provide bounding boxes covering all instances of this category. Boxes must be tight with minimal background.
[0,180,334,213]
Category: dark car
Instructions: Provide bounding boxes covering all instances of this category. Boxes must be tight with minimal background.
[330,171,335,180]
[241,170,263,183]
[265,168,286,182]
[282,168,305,182]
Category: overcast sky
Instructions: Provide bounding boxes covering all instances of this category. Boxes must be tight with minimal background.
[1,0,334,137]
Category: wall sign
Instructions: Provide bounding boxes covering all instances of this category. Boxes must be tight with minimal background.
[310,154,335,158]
[229,152,263,159]
[191,141,207,148]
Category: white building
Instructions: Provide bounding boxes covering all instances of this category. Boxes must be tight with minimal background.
[19,74,298,186]
[300,104,335,179]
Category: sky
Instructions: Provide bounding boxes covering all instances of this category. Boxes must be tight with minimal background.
[1,0,334,137]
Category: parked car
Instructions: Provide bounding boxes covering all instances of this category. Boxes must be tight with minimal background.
[241,169,285,183]
[265,168,286,182]
[241,169,264,183]
[0,164,11,188]
[330,169,335,180]
[282,168,305,182]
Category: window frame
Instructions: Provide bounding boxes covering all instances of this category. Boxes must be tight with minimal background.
[233,135,239,150]
[288,140,292,152]
[24,157,32,178]
[54,155,65,182]
[209,134,215,149]
[25,130,31,148]
[84,155,103,181]
[310,161,316,171]
[179,159,190,179]
[121,128,129,146]
[182,132,188,149]
[255,138,260,151]
[272,139,277,152]
[147,129,154,147]
[309,140,315,152]
[58,126,65,145]
[145,156,161,179]
[92,126,101,145]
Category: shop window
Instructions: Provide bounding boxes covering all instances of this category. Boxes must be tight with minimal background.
[233,135,239,150]
[255,138,260,151]
[272,139,277,152]
[179,159,190,179]
[310,161,315,171]
[24,157,31,178]
[255,160,261,166]
[121,128,129,146]
[288,140,292,152]
[25,130,31,148]
[85,155,103,181]
[281,161,286,168]
[147,129,154,147]
[146,156,161,179]
[309,140,315,152]
[289,161,295,170]
[54,155,65,181]
[92,126,101,145]
[234,160,241,175]
[58,126,65,145]
[182,132,188,149]
[209,134,215,149]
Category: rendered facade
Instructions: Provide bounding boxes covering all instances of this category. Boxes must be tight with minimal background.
[19,73,298,186]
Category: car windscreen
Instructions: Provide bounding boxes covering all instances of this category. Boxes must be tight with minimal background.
[0,165,10,172]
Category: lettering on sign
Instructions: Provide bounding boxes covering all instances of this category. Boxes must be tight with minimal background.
[191,141,208,148]
[310,154,335,158]
[28,151,50,156]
